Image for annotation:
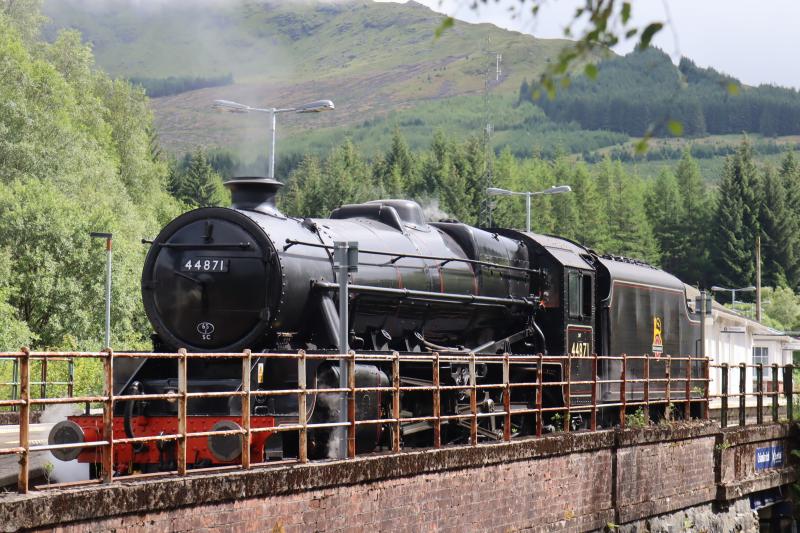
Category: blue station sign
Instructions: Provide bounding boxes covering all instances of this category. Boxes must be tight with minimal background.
[755,445,784,471]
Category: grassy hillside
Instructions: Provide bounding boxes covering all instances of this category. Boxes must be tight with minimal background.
[42,0,800,183]
[43,0,592,156]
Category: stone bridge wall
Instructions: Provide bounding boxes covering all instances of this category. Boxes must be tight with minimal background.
[0,422,795,532]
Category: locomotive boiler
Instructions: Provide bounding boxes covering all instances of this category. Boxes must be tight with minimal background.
[49,176,704,473]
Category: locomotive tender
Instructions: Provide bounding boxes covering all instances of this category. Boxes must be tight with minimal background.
[49,176,703,473]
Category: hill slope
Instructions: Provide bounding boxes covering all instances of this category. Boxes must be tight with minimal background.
[534,48,800,137]
[43,0,586,156]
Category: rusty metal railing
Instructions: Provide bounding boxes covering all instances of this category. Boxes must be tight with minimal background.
[710,363,795,427]
[0,354,74,413]
[0,350,716,494]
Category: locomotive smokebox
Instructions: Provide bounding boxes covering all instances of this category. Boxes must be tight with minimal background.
[224,176,283,215]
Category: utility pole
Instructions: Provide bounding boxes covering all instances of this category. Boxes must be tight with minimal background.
[90,232,113,349]
[755,235,762,322]
[699,290,708,358]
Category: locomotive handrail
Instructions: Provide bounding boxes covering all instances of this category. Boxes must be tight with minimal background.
[313,280,537,307]
[156,242,252,249]
[283,238,540,275]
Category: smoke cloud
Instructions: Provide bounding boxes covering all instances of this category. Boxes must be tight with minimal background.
[418,198,453,222]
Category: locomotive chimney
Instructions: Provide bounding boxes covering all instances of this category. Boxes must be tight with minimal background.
[224,177,283,215]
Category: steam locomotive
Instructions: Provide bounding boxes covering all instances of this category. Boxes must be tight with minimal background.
[49,176,703,473]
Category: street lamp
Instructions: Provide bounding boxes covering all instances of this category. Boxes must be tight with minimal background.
[89,232,113,349]
[487,185,572,232]
[212,98,335,179]
[711,285,756,317]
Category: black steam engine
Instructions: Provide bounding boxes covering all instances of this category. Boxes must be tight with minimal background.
[49,176,704,472]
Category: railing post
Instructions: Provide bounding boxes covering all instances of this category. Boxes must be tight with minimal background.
[536,353,543,437]
[756,363,764,425]
[643,354,650,423]
[619,353,627,428]
[11,357,18,413]
[684,354,691,419]
[40,357,48,406]
[772,363,779,423]
[503,353,511,441]
[17,348,30,494]
[392,351,401,452]
[665,355,671,421]
[739,363,746,427]
[297,350,308,463]
[721,364,729,428]
[432,352,441,448]
[564,352,572,432]
[101,348,114,484]
[704,356,710,420]
[469,352,477,446]
[347,351,356,458]
[67,357,74,399]
[590,354,598,431]
[785,364,794,422]
[177,348,188,475]
[241,349,251,469]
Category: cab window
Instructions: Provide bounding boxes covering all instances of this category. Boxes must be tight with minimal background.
[568,272,582,318]
[568,271,592,319]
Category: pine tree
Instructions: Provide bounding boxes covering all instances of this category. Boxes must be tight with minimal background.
[672,150,711,284]
[438,151,468,222]
[282,155,325,217]
[759,167,792,287]
[517,78,530,106]
[710,144,760,287]
[645,169,682,273]
[551,156,579,240]
[323,139,371,212]
[374,128,416,197]
[779,151,800,287]
[570,164,609,251]
[605,164,659,263]
[453,136,487,226]
[593,158,657,261]
[171,150,226,208]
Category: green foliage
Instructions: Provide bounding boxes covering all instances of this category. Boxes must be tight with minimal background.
[0,5,179,350]
[0,248,32,350]
[1,0,45,44]
[169,151,227,208]
[711,140,762,288]
[531,49,800,138]
[760,167,793,287]
[640,150,710,284]
[129,73,233,98]
[761,287,800,332]
[779,152,800,288]
[597,158,659,263]
[625,407,648,429]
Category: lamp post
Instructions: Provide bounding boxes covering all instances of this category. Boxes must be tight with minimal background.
[90,232,113,349]
[487,185,572,232]
[711,285,756,317]
[212,98,335,179]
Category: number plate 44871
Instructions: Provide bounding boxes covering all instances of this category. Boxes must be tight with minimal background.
[181,257,229,272]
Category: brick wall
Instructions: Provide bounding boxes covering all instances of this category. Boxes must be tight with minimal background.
[717,423,797,500]
[41,450,614,533]
[1,422,795,533]
[616,436,717,523]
